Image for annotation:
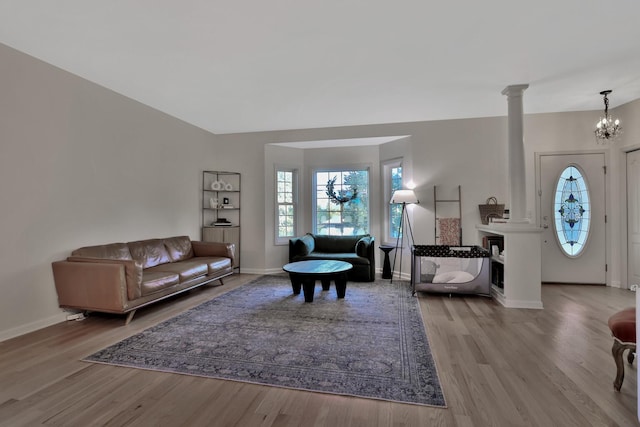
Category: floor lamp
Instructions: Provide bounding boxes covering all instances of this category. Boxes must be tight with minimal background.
[390,189,419,283]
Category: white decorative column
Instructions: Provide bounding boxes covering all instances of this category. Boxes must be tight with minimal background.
[476,84,543,310]
[501,84,529,222]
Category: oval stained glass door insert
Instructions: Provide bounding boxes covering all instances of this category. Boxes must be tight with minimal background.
[553,164,591,257]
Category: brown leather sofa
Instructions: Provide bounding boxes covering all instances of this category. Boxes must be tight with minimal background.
[288,233,375,282]
[51,235,235,323]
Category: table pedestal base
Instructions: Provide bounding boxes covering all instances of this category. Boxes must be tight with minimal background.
[379,245,395,280]
[289,273,348,302]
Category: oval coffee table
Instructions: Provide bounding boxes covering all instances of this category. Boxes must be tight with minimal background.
[282,260,353,302]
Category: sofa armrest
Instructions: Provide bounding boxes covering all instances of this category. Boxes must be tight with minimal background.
[65,256,143,300]
[289,234,315,261]
[191,241,236,266]
[51,260,134,313]
[356,235,375,257]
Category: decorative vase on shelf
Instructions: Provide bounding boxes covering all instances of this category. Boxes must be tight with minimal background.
[209,198,218,209]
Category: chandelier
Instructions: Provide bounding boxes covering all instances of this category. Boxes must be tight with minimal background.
[594,90,622,144]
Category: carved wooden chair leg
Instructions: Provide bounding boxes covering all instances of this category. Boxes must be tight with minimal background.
[612,340,625,391]
[612,340,635,391]
[608,307,636,391]
[125,309,137,325]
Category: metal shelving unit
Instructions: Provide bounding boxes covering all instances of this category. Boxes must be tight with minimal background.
[202,171,240,271]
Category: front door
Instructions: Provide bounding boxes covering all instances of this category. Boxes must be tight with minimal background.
[538,153,606,284]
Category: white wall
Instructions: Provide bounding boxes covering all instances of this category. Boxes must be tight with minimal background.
[246,107,634,282]
[3,40,638,340]
[610,98,640,288]
[247,118,510,276]
[379,136,412,245]
[524,103,640,288]
[192,133,269,275]
[408,116,508,246]
[0,44,220,340]
[263,144,304,273]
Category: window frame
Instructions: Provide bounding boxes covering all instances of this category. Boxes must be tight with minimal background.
[274,167,298,245]
[312,166,370,236]
[382,158,403,244]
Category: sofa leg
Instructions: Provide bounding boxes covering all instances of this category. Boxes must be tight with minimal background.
[218,277,225,286]
[125,310,137,325]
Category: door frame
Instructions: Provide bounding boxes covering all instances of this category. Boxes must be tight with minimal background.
[534,149,609,284]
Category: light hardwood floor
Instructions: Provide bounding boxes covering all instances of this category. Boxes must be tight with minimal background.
[0,274,637,426]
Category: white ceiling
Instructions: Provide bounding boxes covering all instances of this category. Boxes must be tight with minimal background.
[1,1,639,135]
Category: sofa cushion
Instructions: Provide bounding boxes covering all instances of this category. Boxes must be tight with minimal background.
[295,234,315,256]
[201,256,233,273]
[140,271,180,296]
[303,252,369,265]
[314,234,365,253]
[71,243,133,260]
[149,259,208,282]
[164,236,194,262]
[128,239,171,269]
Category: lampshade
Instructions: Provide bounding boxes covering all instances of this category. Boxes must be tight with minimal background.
[390,189,419,204]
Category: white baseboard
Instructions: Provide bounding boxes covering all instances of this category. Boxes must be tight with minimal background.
[391,272,412,281]
[263,268,287,275]
[491,287,543,309]
[239,267,284,275]
[503,300,544,309]
[0,312,67,343]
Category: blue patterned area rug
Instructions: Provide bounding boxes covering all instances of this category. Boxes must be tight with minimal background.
[84,275,446,407]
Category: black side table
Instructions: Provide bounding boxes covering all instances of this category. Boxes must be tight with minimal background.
[379,245,395,279]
